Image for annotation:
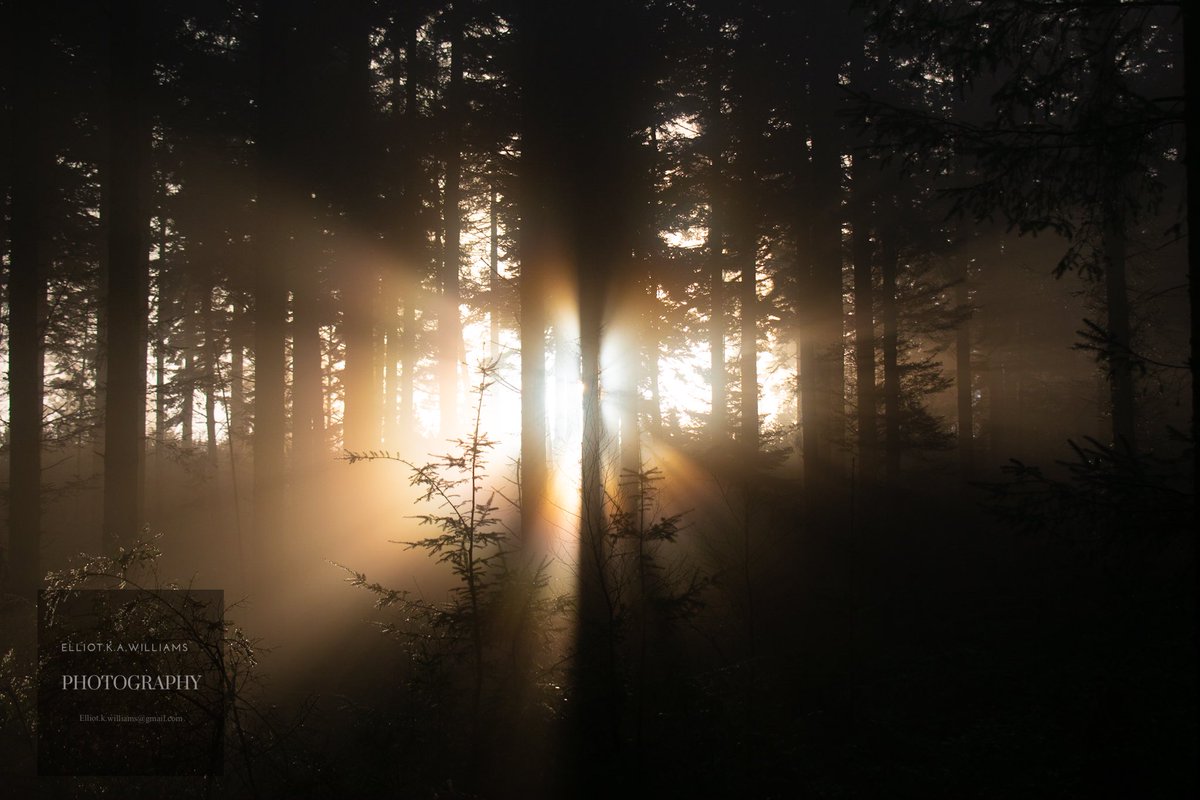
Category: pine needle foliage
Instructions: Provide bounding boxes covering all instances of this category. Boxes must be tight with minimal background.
[338,361,570,789]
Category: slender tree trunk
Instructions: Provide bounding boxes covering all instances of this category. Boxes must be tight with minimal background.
[616,325,642,480]
[323,329,334,433]
[1103,210,1136,449]
[956,264,973,470]
[553,325,574,449]
[292,230,324,468]
[851,156,877,476]
[1086,11,1139,454]
[490,183,501,362]
[154,214,169,458]
[880,235,901,479]
[6,3,47,596]
[1184,1,1200,506]
[181,293,195,446]
[153,298,166,519]
[379,28,404,452]
[378,305,390,445]
[92,12,112,506]
[644,128,663,437]
[803,26,848,487]
[439,13,466,438]
[394,16,422,445]
[229,299,245,448]
[254,0,290,549]
[732,100,761,449]
[739,252,758,448]
[709,257,727,442]
[340,6,380,452]
[1182,11,1200,745]
[149,216,166,524]
[612,130,654,476]
[812,152,845,473]
[102,0,151,554]
[203,282,219,466]
[382,296,399,449]
[706,76,728,443]
[518,48,549,546]
[183,173,223,471]
[645,283,663,435]
[399,297,416,435]
[986,350,1008,463]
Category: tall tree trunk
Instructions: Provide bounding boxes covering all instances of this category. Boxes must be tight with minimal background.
[154,214,169,459]
[518,77,549,547]
[614,322,642,480]
[102,0,151,554]
[439,13,466,438]
[92,10,112,509]
[254,0,290,548]
[1182,9,1199,708]
[523,1,649,792]
[202,280,219,466]
[807,90,846,484]
[553,324,574,449]
[851,156,877,477]
[399,297,417,435]
[518,254,547,543]
[392,15,422,446]
[292,230,324,469]
[611,133,660,477]
[229,299,246,448]
[709,257,727,442]
[6,2,48,597]
[1103,209,1136,449]
[956,264,973,470]
[731,43,763,450]
[379,28,404,452]
[153,282,167,522]
[1089,12,1138,452]
[340,5,380,452]
[382,297,399,449]
[643,127,663,437]
[739,248,758,448]
[181,292,195,446]
[706,74,728,443]
[880,235,901,479]
[489,183,501,362]
[647,321,663,434]
[986,347,1008,463]
[795,9,852,490]
[1184,1,1200,505]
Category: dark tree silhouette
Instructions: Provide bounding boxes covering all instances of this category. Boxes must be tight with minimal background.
[101,0,152,554]
[4,2,49,597]
[0,1,1192,796]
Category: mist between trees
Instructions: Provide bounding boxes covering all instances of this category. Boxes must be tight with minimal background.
[1,0,1195,797]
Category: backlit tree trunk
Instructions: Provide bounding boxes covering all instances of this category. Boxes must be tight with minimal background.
[956,264,973,469]
[6,2,48,597]
[851,156,877,477]
[1184,1,1200,500]
[339,4,380,452]
[1103,203,1136,450]
[439,11,466,438]
[254,0,290,549]
[880,233,901,479]
[292,228,325,469]
[102,0,151,554]
[705,74,728,443]
[804,46,847,485]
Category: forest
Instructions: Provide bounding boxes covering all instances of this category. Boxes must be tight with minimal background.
[0,0,1195,797]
